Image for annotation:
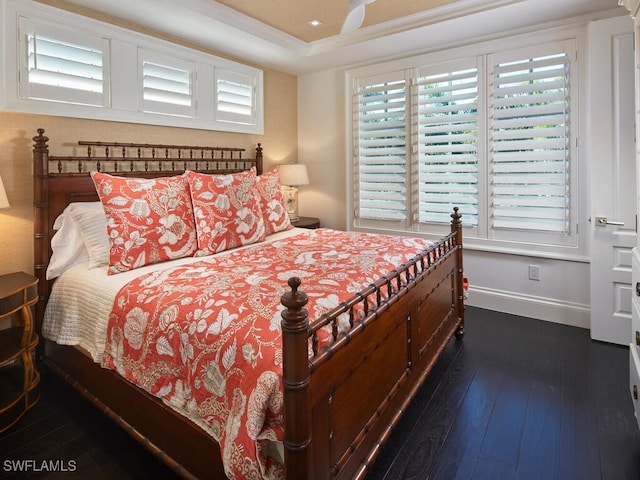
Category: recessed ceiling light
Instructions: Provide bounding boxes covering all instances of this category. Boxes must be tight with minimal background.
[307,19,323,27]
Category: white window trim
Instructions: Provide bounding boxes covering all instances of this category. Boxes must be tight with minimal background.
[0,0,264,134]
[17,16,110,108]
[138,48,196,118]
[214,67,261,128]
[346,26,587,261]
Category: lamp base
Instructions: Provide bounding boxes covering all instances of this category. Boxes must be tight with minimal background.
[283,186,300,223]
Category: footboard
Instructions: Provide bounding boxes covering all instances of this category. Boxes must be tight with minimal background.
[281,210,464,480]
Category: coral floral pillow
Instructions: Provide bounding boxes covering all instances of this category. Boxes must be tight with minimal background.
[91,172,198,274]
[186,168,266,256]
[256,169,292,235]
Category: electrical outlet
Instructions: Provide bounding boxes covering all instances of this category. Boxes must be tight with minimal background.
[528,265,541,281]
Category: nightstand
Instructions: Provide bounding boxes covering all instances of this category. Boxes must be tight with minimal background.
[0,272,39,433]
[292,216,320,229]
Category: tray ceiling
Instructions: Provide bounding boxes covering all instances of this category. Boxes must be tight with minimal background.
[215,0,460,42]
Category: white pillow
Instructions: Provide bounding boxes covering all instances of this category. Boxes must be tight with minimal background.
[46,202,109,279]
[68,202,110,269]
[47,206,90,280]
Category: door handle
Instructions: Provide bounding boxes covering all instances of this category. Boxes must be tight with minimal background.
[594,216,624,226]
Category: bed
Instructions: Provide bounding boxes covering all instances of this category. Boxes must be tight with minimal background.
[31,128,465,480]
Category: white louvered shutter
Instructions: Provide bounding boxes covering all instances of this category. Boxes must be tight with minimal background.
[488,43,573,235]
[415,62,479,227]
[353,72,408,225]
[215,68,259,126]
[19,18,108,106]
[140,50,195,117]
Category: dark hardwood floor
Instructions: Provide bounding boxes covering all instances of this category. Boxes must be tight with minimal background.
[1,306,640,479]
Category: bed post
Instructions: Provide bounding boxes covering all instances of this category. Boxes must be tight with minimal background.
[255,143,263,175]
[451,207,465,339]
[32,128,50,335]
[280,277,311,480]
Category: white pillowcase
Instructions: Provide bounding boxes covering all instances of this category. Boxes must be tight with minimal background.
[47,207,90,280]
[46,202,109,279]
[69,202,110,269]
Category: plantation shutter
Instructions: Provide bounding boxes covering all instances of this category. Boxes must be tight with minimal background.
[415,62,479,226]
[215,68,259,126]
[140,50,195,117]
[353,72,408,223]
[488,43,572,234]
[19,18,108,106]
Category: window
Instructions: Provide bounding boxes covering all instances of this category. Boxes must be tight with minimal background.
[354,71,407,224]
[488,46,572,241]
[415,60,480,228]
[350,38,577,254]
[215,68,260,126]
[18,17,109,107]
[3,0,264,134]
[139,49,195,117]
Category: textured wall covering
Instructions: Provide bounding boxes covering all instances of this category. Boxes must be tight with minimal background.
[0,67,297,277]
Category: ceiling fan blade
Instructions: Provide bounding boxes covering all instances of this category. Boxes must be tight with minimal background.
[349,0,376,7]
[341,6,365,34]
[341,0,376,34]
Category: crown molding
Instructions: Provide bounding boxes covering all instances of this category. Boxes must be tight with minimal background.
[39,0,630,76]
[619,0,640,17]
[307,0,524,56]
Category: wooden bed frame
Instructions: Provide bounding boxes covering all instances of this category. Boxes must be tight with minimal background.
[31,128,465,480]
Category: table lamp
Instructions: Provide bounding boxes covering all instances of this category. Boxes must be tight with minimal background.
[0,176,9,210]
[278,164,309,222]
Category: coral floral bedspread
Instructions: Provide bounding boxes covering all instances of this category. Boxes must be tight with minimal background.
[101,229,433,479]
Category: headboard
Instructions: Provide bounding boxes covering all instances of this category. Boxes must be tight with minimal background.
[32,128,264,332]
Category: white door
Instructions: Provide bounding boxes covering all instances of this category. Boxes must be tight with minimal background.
[590,18,636,345]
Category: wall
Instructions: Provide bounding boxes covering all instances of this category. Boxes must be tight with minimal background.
[297,15,631,330]
[297,70,348,230]
[0,66,298,277]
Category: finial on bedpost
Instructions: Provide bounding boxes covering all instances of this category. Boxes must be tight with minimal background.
[255,143,263,175]
[33,128,49,154]
[451,207,461,229]
[280,277,311,480]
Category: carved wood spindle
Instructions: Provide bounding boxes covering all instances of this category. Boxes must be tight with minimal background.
[107,146,117,173]
[138,147,146,171]
[349,307,356,328]
[331,316,338,341]
[256,143,263,174]
[124,146,133,172]
[89,145,100,173]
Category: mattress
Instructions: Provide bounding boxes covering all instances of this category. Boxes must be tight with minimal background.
[42,228,306,362]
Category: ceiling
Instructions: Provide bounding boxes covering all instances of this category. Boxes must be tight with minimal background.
[41,0,625,75]
[214,0,460,43]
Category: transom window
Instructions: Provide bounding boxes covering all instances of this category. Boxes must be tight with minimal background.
[5,0,264,134]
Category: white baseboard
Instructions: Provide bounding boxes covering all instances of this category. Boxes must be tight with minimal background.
[466,286,590,330]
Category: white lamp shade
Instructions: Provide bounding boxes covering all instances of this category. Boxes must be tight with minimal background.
[278,164,309,187]
[0,176,9,209]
